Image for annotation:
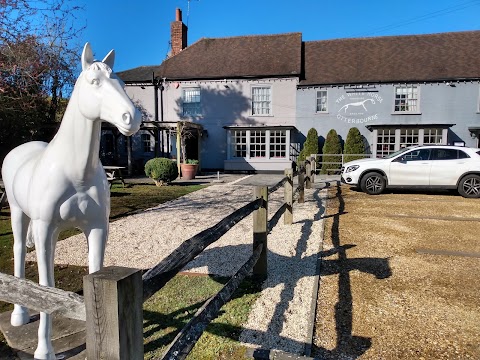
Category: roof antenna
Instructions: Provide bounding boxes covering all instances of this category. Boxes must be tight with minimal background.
[186,0,199,27]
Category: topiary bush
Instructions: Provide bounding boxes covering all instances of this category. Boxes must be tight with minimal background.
[299,128,319,162]
[144,157,178,186]
[321,129,342,174]
[344,127,366,163]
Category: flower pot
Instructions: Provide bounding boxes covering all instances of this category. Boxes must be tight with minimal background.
[180,163,198,180]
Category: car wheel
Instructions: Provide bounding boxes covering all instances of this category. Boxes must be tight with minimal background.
[458,174,480,198]
[360,172,386,195]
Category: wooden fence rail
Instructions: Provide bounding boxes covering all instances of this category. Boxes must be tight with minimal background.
[0,272,85,321]
[0,165,311,359]
[312,153,373,173]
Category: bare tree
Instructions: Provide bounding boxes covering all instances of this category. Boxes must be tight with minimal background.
[0,0,85,159]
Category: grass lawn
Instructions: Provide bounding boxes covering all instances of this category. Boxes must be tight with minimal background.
[0,182,262,359]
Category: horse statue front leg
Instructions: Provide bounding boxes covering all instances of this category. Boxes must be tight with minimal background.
[10,206,31,326]
[85,223,108,273]
[32,220,58,360]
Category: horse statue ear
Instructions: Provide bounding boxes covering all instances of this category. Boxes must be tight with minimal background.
[82,42,94,71]
[102,49,115,69]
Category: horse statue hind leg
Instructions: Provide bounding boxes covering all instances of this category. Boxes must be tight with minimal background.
[1,42,141,359]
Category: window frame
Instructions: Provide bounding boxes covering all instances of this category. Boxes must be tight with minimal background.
[228,129,290,160]
[182,87,201,116]
[141,133,154,153]
[393,85,420,113]
[251,85,272,116]
[316,90,328,113]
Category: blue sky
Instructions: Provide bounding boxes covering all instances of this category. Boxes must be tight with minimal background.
[78,0,480,72]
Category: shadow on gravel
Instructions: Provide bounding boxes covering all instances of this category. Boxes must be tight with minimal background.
[313,182,392,359]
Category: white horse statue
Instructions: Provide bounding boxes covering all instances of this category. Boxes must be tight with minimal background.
[1,43,141,359]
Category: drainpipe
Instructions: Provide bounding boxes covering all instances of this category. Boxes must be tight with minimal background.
[160,78,165,157]
[153,72,159,157]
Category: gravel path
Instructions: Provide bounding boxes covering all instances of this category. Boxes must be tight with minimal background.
[26,181,327,356]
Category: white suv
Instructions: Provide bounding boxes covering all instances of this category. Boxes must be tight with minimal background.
[341,145,480,198]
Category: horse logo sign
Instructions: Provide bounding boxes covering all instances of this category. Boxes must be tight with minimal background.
[336,93,383,125]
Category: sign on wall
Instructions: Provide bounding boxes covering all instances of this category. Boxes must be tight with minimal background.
[335,92,383,125]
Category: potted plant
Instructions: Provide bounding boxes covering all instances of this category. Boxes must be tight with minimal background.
[180,159,199,180]
[175,122,200,180]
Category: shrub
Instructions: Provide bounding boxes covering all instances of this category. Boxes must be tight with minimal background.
[299,128,319,162]
[144,158,178,186]
[344,127,366,163]
[321,129,342,174]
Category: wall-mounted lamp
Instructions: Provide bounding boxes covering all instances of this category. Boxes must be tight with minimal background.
[224,85,230,89]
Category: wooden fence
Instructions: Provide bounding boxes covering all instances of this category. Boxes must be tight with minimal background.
[312,153,373,174]
[0,158,316,359]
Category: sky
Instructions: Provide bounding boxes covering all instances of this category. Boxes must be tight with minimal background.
[77,0,480,72]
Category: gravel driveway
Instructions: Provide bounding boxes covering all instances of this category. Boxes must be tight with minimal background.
[26,175,329,356]
[314,184,480,359]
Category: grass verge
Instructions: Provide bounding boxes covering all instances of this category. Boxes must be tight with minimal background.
[0,183,206,356]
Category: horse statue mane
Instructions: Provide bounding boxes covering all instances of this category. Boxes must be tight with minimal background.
[1,43,141,359]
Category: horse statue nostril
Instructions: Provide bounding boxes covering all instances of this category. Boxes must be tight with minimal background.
[122,113,131,125]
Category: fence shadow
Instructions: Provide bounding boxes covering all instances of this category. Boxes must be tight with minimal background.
[313,182,392,359]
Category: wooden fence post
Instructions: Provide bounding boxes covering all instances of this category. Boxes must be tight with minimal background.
[305,158,312,189]
[309,156,315,183]
[298,165,305,204]
[284,169,293,225]
[84,266,143,360]
[253,186,268,277]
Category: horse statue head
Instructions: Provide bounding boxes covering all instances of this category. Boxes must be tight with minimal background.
[77,42,141,136]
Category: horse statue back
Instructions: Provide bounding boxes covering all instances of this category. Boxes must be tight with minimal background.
[1,43,141,359]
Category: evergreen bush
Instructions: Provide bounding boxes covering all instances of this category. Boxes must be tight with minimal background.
[298,128,319,162]
[144,158,178,186]
[321,129,342,174]
[344,127,366,163]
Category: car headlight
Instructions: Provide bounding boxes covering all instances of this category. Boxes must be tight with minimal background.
[345,165,360,173]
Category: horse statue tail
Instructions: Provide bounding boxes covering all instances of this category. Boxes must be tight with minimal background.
[26,221,35,248]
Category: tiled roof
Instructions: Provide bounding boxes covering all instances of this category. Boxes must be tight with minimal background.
[300,31,480,86]
[117,65,160,83]
[154,33,302,80]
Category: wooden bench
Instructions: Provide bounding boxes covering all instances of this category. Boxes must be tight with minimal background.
[103,166,126,187]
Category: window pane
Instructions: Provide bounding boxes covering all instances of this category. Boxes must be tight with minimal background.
[231,130,247,158]
[141,134,153,152]
[394,85,419,112]
[376,128,396,157]
[252,87,271,115]
[250,130,266,157]
[316,90,327,112]
[269,130,287,158]
[183,88,201,116]
[423,128,443,144]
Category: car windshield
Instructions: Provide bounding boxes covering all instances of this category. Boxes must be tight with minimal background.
[383,147,416,159]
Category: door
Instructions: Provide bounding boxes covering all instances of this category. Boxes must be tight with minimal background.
[388,148,432,185]
[429,148,469,186]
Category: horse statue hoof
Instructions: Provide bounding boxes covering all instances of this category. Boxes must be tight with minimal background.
[10,309,30,326]
[34,346,56,360]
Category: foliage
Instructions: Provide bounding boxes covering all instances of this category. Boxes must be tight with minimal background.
[186,159,199,165]
[143,274,261,360]
[321,129,343,174]
[299,128,319,162]
[344,127,366,163]
[0,0,85,161]
[145,158,179,186]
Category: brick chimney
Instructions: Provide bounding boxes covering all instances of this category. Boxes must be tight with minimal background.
[170,8,188,57]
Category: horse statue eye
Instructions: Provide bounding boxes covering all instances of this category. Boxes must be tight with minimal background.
[91,78,100,86]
